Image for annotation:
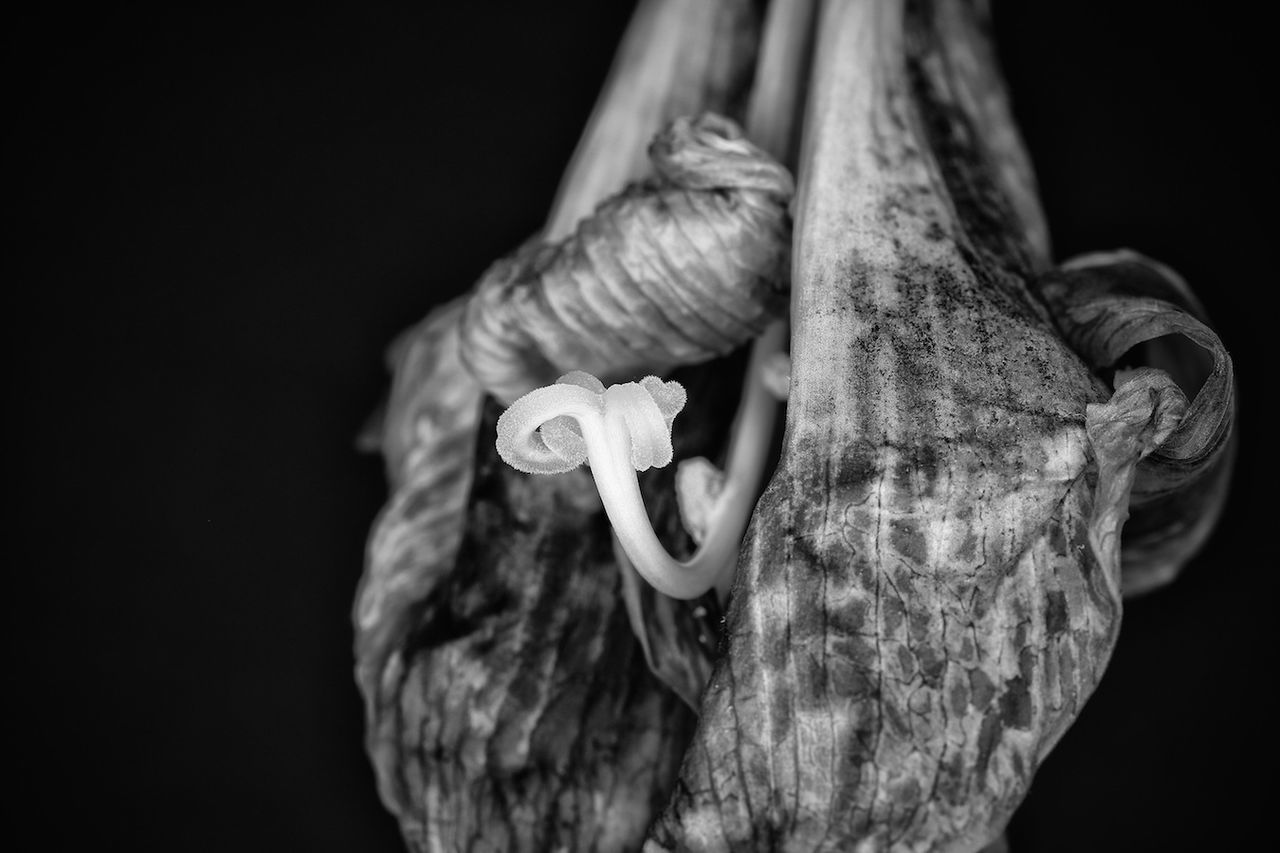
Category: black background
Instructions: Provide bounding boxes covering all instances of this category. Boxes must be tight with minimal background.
[11,3,1272,851]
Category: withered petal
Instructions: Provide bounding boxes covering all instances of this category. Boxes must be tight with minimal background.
[355,0,773,846]
[1037,250,1236,595]
[457,112,791,406]
[353,298,485,818]
[644,1,1216,849]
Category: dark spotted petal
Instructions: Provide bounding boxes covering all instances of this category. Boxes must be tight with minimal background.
[645,1,1215,849]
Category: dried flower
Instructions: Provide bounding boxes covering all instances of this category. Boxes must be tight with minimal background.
[354,0,1235,849]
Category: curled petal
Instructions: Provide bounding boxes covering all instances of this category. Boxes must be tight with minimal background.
[458,112,792,405]
[649,113,795,195]
[1036,249,1235,594]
